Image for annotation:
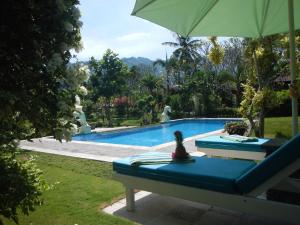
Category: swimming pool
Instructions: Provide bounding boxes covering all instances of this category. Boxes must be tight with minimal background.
[72,119,236,147]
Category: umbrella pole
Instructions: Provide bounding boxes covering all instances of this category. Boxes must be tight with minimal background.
[288,0,299,136]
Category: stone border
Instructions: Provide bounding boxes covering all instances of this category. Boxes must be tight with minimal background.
[43,118,240,150]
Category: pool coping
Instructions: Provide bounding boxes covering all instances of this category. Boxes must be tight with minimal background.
[19,118,242,162]
[41,128,224,151]
[41,118,241,150]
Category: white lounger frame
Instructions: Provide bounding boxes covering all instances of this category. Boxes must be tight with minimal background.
[114,158,300,224]
[197,147,265,160]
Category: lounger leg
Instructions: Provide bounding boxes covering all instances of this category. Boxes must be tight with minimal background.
[126,187,135,211]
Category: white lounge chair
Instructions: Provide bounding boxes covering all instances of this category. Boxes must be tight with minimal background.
[195,135,285,160]
[113,134,300,224]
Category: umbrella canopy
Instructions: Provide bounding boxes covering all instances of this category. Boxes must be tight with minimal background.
[132,0,300,38]
[132,0,300,135]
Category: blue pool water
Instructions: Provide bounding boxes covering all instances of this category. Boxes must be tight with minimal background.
[73,119,235,147]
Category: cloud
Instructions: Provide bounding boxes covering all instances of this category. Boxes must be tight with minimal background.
[75,37,107,60]
[115,32,151,42]
[115,41,163,58]
[75,31,174,61]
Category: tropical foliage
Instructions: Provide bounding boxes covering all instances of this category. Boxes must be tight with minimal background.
[88,50,127,126]
[81,33,299,136]
[239,36,294,137]
[1,1,300,224]
[0,0,82,223]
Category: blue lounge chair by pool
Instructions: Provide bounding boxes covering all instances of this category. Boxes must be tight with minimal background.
[113,134,300,224]
[195,135,285,160]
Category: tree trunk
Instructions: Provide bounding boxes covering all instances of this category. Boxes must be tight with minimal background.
[247,116,260,137]
[105,98,112,127]
[258,109,265,138]
[235,75,242,106]
[246,103,260,137]
[151,106,156,123]
[253,48,265,138]
[166,71,170,95]
[192,95,200,116]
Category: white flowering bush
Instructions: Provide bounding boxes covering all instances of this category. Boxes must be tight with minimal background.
[0,0,83,223]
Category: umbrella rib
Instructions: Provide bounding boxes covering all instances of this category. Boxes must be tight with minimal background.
[186,0,220,37]
[131,0,158,15]
[258,0,271,37]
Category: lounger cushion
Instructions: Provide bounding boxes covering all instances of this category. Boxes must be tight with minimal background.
[113,153,256,194]
[236,134,300,193]
[195,136,269,152]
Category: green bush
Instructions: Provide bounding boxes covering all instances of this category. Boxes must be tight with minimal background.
[224,121,248,135]
[0,0,82,222]
[120,119,140,126]
[0,153,48,224]
[214,107,240,118]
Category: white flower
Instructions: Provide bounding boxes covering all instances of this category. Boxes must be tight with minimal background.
[79,65,89,73]
[75,95,81,105]
[79,86,88,96]
[78,65,90,81]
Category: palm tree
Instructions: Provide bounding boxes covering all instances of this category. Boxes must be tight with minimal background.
[141,73,162,96]
[140,74,162,122]
[163,33,202,75]
[153,53,174,94]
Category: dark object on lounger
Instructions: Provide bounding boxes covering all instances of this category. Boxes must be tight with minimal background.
[172,131,189,160]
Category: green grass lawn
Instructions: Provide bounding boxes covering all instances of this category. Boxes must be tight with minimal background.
[264,116,300,139]
[1,152,134,225]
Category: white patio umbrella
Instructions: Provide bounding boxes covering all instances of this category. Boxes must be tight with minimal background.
[132,0,300,136]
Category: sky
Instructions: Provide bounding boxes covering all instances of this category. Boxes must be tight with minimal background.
[75,0,176,61]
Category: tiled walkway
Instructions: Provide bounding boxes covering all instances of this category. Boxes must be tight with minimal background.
[103,192,294,225]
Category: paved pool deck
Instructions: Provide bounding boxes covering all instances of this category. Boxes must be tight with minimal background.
[20,126,223,162]
[103,191,293,225]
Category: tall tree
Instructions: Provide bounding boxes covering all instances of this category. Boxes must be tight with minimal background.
[141,74,161,96]
[140,74,162,122]
[89,49,127,126]
[221,38,246,104]
[153,54,173,94]
[0,0,82,223]
[240,37,282,137]
[163,33,202,77]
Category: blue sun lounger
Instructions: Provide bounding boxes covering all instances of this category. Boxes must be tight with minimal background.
[195,135,285,160]
[113,134,300,224]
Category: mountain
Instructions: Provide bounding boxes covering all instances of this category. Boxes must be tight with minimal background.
[121,57,153,68]
[121,57,164,75]
[75,56,164,75]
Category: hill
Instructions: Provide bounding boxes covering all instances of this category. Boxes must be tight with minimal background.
[75,56,164,75]
[121,57,153,68]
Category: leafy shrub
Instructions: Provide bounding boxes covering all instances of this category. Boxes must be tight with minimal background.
[224,121,248,135]
[120,119,141,126]
[0,153,48,224]
[214,107,240,118]
[0,0,82,223]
